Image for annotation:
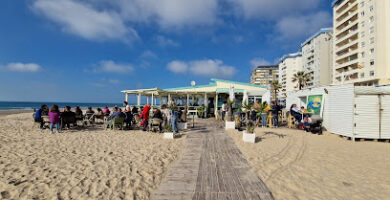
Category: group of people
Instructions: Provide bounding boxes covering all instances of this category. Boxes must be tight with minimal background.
[33,101,185,133]
[224,100,282,128]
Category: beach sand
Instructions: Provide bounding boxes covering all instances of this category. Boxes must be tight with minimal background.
[0,112,184,199]
[228,128,390,200]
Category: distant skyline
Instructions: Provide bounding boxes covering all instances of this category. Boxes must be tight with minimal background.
[0,0,332,103]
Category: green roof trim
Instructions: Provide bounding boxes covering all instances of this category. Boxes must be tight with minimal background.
[210,78,268,89]
[164,82,217,91]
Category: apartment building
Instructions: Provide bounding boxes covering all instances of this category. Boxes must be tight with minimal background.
[250,65,279,86]
[332,0,390,86]
[278,52,303,99]
[250,65,279,100]
[301,28,333,88]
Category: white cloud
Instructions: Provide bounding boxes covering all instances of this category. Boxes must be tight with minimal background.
[167,61,188,74]
[140,50,158,59]
[167,59,237,78]
[108,79,120,84]
[32,0,138,42]
[156,36,179,47]
[113,0,219,29]
[95,60,134,73]
[2,63,42,72]
[250,58,271,69]
[230,0,321,20]
[275,11,332,40]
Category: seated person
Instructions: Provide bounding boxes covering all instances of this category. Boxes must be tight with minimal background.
[96,108,104,119]
[61,106,76,129]
[108,107,126,125]
[300,106,308,113]
[132,106,139,114]
[34,104,48,130]
[290,104,302,123]
[74,106,83,120]
[86,107,95,115]
[103,106,110,115]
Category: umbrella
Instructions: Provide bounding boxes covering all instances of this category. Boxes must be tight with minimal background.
[229,84,235,102]
[242,90,248,106]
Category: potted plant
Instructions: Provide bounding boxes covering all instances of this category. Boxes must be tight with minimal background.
[197,105,205,118]
[243,121,256,143]
[164,102,176,139]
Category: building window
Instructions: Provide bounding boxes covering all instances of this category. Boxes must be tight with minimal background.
[361,21,365,27]
[361,42,365,47]
[361,31,365,37]
[370,60,375,66]
[370,26,374,33]
[370,48,375,54]
[361,52,365,58]
[370,5,374,12]
[361,11,365,17]
[370,71,375,76]
[361,73,365,78]
[370,37,375,44]
[360,1,365,7]
[370,16,374,22]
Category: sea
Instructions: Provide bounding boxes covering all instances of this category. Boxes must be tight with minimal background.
[0,101,134,111]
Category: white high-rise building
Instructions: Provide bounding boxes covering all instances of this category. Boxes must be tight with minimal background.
[278,52,303,100]
[301,28,333,88]
[332,0,390,86]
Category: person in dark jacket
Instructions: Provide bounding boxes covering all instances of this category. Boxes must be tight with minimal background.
[61,106,76,129]
[34,104,48,130]
[271,101,281,127]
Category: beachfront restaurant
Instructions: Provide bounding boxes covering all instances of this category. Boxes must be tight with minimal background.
[121,78,268,118]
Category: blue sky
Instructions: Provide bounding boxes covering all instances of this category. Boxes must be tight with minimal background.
[0,0,332,103]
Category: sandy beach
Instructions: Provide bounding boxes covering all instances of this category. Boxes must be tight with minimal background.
[0,112,184,199]
[227,128,390,200]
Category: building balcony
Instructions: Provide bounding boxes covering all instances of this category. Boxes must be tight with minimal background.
[336,21,358,38]
[336,46,358,61]
[335,57,359,70]
[336,28,358,43]
[335,38,358,54]
[335,2,358,25]
[336,0,357,14]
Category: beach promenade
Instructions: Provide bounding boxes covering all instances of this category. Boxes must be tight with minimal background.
[153,120,274,200]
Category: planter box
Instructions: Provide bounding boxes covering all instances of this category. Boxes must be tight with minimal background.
[225,121,235,130]
[243,131,256,143]
[164,132,175,139]
[178,122,187,130]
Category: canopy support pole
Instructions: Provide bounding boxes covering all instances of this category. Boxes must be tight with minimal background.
[137,93,141,106]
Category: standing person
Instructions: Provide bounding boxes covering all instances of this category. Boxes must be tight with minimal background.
[34,104,48,130]
[161,104,170,128]
[49,104,61,134]
[123,101,132,129]
[221,101,227,121]
[140,103,151,131]
[172,107,179,133]
[271,101,281,127]
[261,101,271,127]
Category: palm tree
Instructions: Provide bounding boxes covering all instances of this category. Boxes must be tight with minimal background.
[292,71,311,90]
[271,80,282,103]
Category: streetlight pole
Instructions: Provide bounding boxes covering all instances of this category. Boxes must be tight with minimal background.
[191,81,196,128]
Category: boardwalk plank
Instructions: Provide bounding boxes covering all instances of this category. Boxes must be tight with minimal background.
[153,120,273,200]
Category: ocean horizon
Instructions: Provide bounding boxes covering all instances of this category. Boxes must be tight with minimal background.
[0,101,137,111]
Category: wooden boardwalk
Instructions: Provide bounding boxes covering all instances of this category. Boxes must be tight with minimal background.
[153,120,274,200]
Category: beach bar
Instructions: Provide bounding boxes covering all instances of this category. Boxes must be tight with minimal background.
[121,78,268,118]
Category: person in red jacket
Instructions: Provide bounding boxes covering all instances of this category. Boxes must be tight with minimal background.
[140,103,151,131]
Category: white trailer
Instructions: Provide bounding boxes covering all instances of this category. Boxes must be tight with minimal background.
[287,84,390,140]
